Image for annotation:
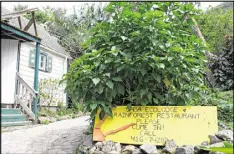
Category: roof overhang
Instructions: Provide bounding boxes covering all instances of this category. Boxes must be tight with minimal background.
[1,21,41,43]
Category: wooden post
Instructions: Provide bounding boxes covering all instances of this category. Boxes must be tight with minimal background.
[33,42,40,122]
[18,16,22,29]
[32,12,38,37]
[14,41,21,108]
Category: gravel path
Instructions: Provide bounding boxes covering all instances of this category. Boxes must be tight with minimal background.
[1,116,90,154]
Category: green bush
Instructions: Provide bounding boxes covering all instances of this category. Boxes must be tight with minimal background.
[38,109,57,117]
[189,90,233,126]
[62,2,207,121]
[198,4,233,53]
[43,120,50,125]
[209,36,233,90]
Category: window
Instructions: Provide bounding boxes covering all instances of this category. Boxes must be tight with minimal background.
[39,54,47,71]
[29,50,53,73]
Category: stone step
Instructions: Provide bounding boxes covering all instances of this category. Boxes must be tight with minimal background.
[1,108,21,115]
[2,121,32,127]
[1,114,27,122]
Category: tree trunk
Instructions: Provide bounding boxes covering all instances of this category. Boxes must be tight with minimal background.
[192,18,216,88]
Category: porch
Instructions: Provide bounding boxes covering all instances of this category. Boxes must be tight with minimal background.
[1,14,41,124]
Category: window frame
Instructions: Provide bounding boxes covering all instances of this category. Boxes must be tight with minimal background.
[39,53,47,71]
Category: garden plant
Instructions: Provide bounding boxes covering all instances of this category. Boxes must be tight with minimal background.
[62,2,209,122]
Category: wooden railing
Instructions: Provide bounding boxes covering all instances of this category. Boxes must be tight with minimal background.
[15,72,38,121]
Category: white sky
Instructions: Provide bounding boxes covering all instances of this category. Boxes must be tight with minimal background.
[2,2,222,14]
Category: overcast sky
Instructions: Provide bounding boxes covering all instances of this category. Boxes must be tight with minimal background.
[2,2,222,14]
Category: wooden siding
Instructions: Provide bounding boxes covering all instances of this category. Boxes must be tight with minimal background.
[1,39,18,104]
[19,42,67,106]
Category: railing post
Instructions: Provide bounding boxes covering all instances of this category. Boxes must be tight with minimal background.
[33,42,40,122]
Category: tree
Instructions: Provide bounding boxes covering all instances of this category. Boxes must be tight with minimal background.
[20,3,108,59]
[198,2,233,54]
[57,3,109,58]
[13,4,28,11]
[62,2,208,120]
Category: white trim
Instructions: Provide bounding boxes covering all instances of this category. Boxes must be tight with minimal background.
[39,54,47,71]
[40,45,72,59]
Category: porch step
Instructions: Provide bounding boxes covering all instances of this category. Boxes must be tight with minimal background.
[1,114,27,122]
[2,121,32,127]
[1,108,21,114]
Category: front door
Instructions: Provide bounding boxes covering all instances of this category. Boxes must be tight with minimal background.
[1,39,18,104]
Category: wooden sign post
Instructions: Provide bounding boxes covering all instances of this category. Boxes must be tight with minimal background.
[93,106,218,146]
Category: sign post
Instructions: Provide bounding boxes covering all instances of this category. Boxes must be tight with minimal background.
[93,106,218,146]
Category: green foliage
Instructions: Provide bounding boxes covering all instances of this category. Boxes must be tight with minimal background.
[43,120,50,125]
[209,36,233,90]
[38,102,82,120]
[25,7,56,25]
[71,102,84,112]
[21,3,108,59]
[63,2,207,121]
[57,102,80,117]
[39,78,65,107]
[13,4,28,11]
[198,3,233,53]
[189,90,233,126]
[38,109,57,117]
[199,141,233,154]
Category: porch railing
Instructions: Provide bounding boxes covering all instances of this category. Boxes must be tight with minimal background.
[15,72,38,121]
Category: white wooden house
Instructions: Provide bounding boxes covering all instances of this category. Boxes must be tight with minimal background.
[1,8,71,126]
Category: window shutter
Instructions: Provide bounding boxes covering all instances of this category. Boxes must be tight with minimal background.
[46,56,52,72]
[28,49,36,67]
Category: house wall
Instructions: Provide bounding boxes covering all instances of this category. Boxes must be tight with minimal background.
[1,39,18,104]
[19,42,68,106]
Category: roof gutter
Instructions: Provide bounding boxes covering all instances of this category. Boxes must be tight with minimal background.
[40,45,72,59]
[25,41,72,59]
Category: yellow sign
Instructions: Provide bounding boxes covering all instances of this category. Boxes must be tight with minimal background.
[93,106,218,146]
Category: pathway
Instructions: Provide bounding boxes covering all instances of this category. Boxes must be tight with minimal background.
[1,116,90,154]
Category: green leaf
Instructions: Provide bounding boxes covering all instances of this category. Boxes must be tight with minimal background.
[210,147,233,154]
[90,103,97,110]
[100,64,107,70]
[96,83,104,94]
[117,65,125,72]
[153,98,159,104]
[141,101,148,106]
[147,92,152,101]
[157,63,165,69]
[184,57,197,63]
[92,78,100,85]
[112,87,117,98]
[105,58,113,63]
[107,92,113,102]
[163,78,171,88]
[127,103,132,111]
[111,46,116,51]
[103,106,112,116]
[106,80,114,89]
[90,108,97,119]
[140,89,147,98]
[99,109,105,120]
[121,36,128,41]
[112,76,122,82]
[153,74,161,83]
[140,68,147,76]
[117,84,125,95]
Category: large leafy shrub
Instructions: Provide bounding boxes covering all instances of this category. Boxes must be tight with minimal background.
[63,2,207,120]
[209,36,233,90]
